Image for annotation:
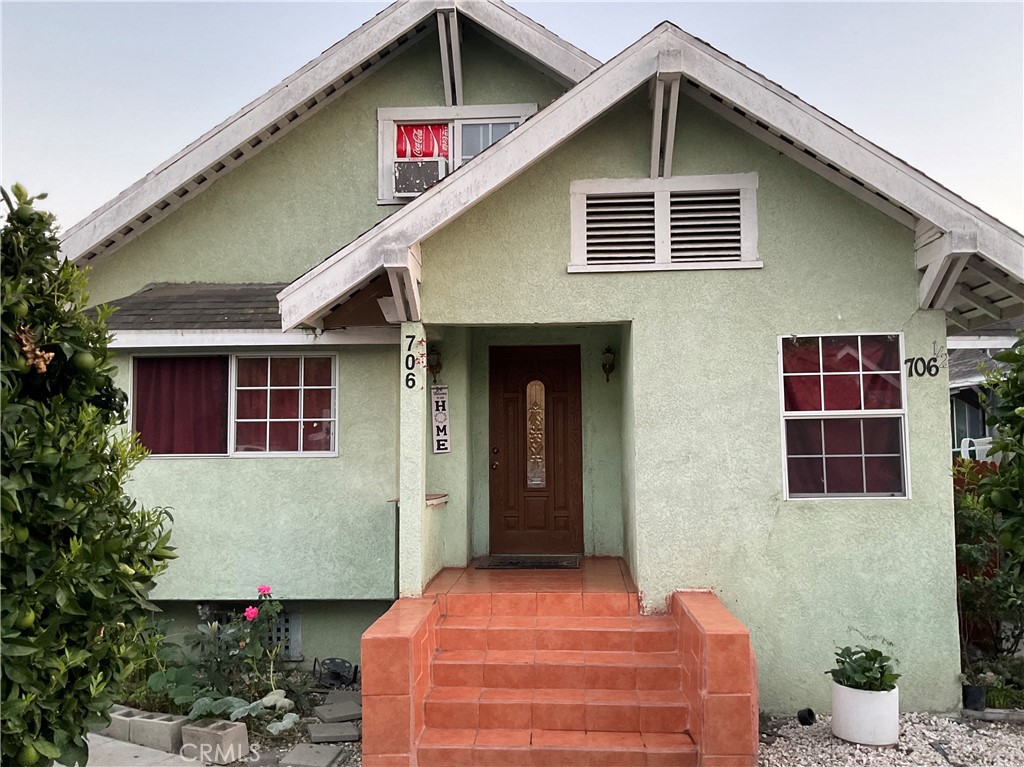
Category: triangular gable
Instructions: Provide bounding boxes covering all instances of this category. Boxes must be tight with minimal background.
[278,22,1023,333]
[60,0,599,265]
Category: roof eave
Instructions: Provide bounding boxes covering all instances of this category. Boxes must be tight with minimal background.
[60,0,599,266]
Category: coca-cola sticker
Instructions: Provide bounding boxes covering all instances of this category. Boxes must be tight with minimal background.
[396,123,449,159]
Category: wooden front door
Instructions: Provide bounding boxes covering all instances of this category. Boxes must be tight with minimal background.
[489,346,583,554]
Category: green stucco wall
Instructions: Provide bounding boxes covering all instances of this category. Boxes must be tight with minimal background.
[460,326,625,558]
[424,326,473,568]
[417,93,960,712]
[85,29,568,600]
[112,347,400,601]
[153,600,391,666]
[84,25,565,306]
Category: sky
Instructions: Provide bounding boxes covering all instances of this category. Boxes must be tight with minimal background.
[2,1,1022,232]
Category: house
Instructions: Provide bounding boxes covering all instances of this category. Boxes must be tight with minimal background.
[947,317,1022,460]
[64,1,1023,763]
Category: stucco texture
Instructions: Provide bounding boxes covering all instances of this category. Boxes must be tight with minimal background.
[154,599,391,666]
[84,29,568,600]
[417,93,960,712]
[83,25,565,306]
[113,346,400,601]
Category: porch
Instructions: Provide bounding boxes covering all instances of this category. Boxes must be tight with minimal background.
[361,558,758,766]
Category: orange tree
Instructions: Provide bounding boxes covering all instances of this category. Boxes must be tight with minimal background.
[1,185,174,766]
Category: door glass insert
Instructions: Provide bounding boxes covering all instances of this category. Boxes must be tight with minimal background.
[526,380,546,488]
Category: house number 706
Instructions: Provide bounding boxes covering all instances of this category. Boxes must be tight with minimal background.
[904,356,939,377]
[404,334,418,388]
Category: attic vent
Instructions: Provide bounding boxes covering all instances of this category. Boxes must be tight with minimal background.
[584,193,656,265]
[570,174,760,272]
[669,189,742,261]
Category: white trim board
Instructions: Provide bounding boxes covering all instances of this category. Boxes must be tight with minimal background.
[60,0,598,266]
[947,335,1019,350]
[279,21,1022,330]
[110,328,399,349]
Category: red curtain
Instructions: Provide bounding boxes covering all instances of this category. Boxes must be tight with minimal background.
[134,357,228,454]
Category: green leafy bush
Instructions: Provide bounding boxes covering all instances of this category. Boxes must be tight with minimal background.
[955,335,1024,688]
[0,186,174,766]
[825,645,900,692]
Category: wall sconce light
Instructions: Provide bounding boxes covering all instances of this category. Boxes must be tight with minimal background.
[426,346,443,383]
[601,347,616,382]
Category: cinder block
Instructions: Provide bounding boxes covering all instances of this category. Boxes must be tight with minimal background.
[129,712,187,753]
[99,706,143,741]
[181,719,250,765]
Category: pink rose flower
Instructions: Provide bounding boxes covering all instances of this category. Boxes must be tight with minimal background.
[257,584,272,596]
[244,606,259,621]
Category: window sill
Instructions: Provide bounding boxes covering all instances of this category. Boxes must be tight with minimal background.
[567,261,764,274]
[786,494,910,501]
[145,452,338,460]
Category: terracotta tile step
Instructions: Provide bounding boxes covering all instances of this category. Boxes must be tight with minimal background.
[431,650,683,690]
[444,591,640,617]
[439,615,678,653]
[425,687,689,733]
[416,727,697,767]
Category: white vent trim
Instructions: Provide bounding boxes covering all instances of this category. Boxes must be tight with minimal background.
[569,173,760,272]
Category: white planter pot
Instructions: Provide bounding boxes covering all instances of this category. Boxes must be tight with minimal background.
[830,680,899,746]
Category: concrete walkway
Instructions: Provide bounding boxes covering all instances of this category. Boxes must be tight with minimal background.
[87,734,197,766]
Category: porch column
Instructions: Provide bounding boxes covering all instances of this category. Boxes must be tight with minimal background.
[398,322,427,596]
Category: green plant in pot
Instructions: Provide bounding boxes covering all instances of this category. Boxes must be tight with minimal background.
[959,668,999,711]
[826,645,900,746]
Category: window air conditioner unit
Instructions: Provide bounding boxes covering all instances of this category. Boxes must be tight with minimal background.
[394,158,446,198]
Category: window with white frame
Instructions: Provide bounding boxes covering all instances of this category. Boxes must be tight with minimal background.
[780,334,907,498]
[133,354,337,457]
[950,391,992,460]
[377,104,535,203]
[569,173,761,272]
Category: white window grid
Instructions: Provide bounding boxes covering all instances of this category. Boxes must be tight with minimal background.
[130,353,338,459]
[778,333,911,500]
[458,119,517,165]
[377,104,536,204]
[231,354,338,457]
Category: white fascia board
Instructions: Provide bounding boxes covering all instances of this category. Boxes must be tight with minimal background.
[459,0,600,84]
[283,20,1024,329]
[62,0,441,263]
[947,335,1019,350]
[109,327,399,349]
[279,28,669,329]
[61,0,599,266]
[949,376,986,392]
[668,29,1023,276]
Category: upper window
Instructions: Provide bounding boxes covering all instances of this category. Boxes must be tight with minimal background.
[569,174,761,273]
[377,105,535,203]
[780,334,907,499]
[133,354,337,457]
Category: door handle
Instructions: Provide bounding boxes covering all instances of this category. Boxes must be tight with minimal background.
[491,461,499,470]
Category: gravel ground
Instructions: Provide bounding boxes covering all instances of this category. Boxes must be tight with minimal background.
[760,713,1024,767]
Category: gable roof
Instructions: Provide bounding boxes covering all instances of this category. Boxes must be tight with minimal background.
[60,0,598,266]
[278,21,1024,332]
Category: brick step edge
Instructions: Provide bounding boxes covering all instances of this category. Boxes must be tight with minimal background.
[416,728,698,767]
